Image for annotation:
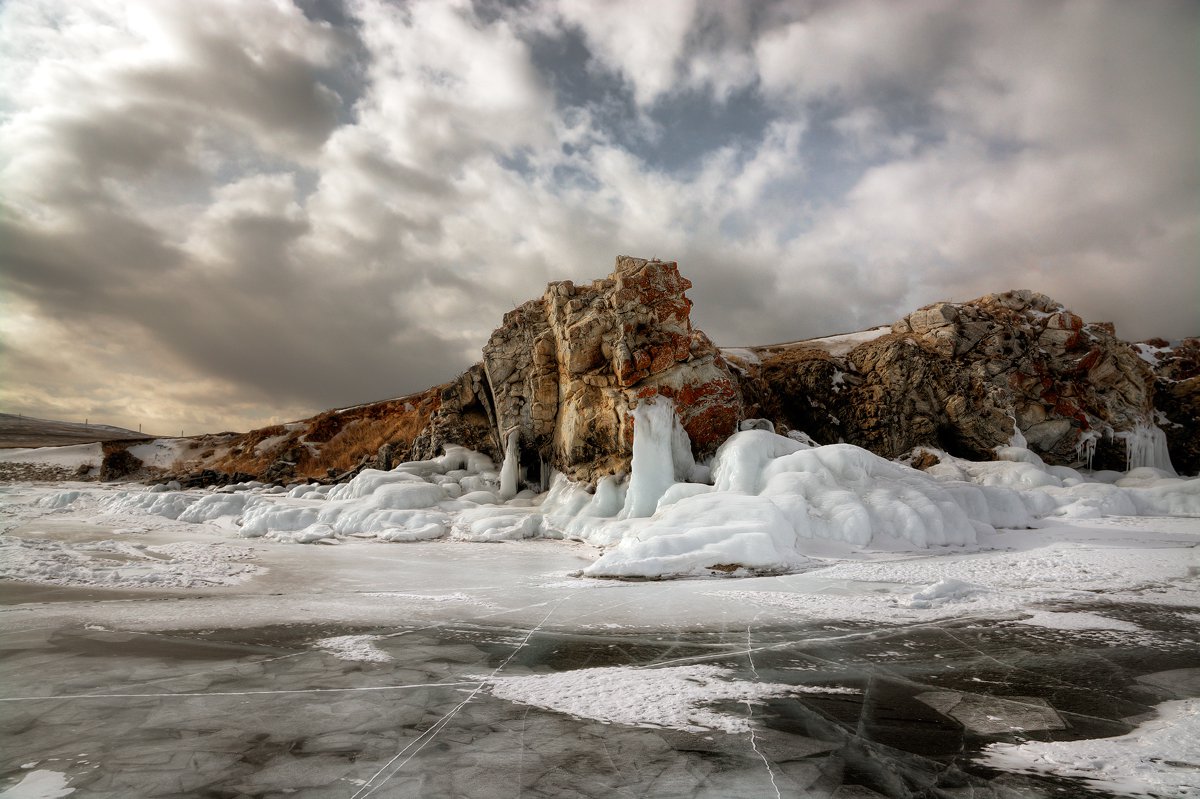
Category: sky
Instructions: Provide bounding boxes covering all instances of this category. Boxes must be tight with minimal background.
[1,0,1196,436]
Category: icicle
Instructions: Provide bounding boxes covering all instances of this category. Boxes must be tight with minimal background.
[1075,430,1100,471]
[1007,413,1028,450]
[498,428,520,501]
[621,397,694,519]
[1116,423,1176,475]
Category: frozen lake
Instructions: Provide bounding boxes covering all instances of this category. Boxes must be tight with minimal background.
[4,603,1199,797]
[1,480,1198,797]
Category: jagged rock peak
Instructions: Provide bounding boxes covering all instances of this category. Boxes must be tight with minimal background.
[414,256,741,482]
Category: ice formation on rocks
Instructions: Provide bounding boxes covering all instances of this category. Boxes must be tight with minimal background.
[1118,423,1176,475]
[20,394,1187,580]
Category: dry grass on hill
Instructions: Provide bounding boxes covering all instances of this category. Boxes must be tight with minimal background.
[209,386,444,480]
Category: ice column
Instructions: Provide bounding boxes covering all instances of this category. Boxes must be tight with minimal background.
[498,429,520,501]
[621,398,694,518]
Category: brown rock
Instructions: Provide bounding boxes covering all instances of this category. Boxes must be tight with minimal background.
[744,289,1165,469]
[418,256,741,483]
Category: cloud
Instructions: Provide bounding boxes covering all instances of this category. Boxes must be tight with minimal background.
[0,0,1194,435]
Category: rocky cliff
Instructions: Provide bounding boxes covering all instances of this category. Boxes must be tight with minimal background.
[412,256,741,482]
[1137,337,1200,475]
[735,290,1170,471]
[87,257,1193,486]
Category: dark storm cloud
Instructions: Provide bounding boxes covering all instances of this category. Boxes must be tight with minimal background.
[0,0,1195,434]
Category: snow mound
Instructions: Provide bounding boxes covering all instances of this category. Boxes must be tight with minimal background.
[927,444,1200,517]
[906,578,991,609]
[576,420,1003,578]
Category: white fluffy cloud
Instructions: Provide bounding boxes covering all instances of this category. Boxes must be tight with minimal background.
[0,0,1194,434]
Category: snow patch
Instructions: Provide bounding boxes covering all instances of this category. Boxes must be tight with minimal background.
[126,439,188,470]
[0,443,101,468]
[314,634,392,663]
[1015,610,1141,632]
[488,665,803,733]
[983,699,1200,798]
[0,770,74,799]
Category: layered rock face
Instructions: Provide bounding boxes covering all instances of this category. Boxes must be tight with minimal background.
[740,290,1168,470]
[415,256,741,481]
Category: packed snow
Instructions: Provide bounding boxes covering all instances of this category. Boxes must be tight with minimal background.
[0,535,262,589]
[984,699,1200,798]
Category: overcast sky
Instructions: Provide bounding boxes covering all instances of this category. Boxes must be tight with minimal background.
[1,0,1196,436]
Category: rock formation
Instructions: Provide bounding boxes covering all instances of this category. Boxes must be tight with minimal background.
[737,290,1173,471]
[104,259,1194,486]
[413,256,741,482]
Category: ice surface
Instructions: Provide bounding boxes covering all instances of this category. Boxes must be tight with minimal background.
[916,692,1065,734]
[5,589,1196,798]
[2,465,1199,797]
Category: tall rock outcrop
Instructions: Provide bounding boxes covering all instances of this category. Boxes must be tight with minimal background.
[414,256,741,482]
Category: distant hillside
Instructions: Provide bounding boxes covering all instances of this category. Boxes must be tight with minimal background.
[0,413,152,449]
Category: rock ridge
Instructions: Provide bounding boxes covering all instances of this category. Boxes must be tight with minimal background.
[734,289,1172,471]
[70,260,1195,485]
